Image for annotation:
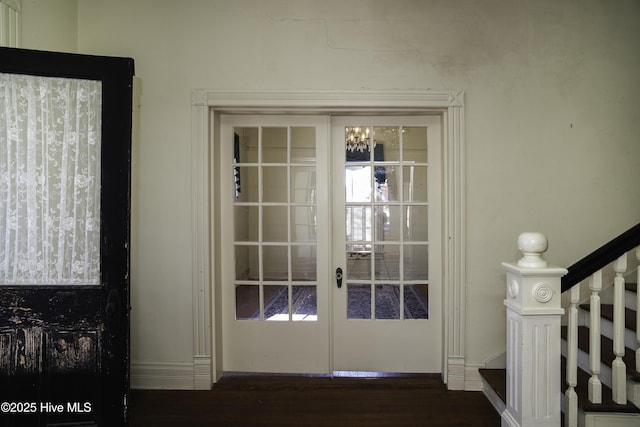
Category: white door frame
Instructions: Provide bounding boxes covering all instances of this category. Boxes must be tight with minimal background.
[190,89,466,390]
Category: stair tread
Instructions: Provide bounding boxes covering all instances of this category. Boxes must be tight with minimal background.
[626,282,637,293]
[562,359,640,413]
[580,304,637,333]
[561,326,640,381]
[480,367,640,415]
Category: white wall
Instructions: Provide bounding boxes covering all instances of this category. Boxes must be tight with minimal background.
[21,0,77,52]
[20,0,640,378]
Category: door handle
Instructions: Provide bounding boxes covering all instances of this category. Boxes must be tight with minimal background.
[336,267,343,289]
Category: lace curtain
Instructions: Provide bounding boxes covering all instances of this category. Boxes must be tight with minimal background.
[0,72,102,285]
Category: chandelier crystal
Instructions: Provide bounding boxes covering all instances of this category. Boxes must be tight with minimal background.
[345,126,375,152]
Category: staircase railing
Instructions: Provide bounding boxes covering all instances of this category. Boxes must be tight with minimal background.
[561,223,640,292]
[501,223,640,427]
[562,223,640,427]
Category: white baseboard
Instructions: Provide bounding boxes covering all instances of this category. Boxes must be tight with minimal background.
[193,355,213,390]
[465,363,485,391]
[131,361,194,390]
[446,356,466,390]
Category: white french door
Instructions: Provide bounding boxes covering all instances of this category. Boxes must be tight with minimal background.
[331,116,442,373]
[220,114,441,374]
[220,115,331,373]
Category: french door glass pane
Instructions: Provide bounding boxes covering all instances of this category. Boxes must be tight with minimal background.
[402,127,428,163]
[404,245,429,280]
[236,285,259,320]
[263,246,288,281]
[291,127,316,163]
[345,166,372,202]
[347,284,371,319]
[292,285,317,320]
[374,127,400,161]
[379,205,401,241]
[346,252,371,280]
[404,206,428,241]
[235,245,258,281]
[403,166,428,202]
[262,127,288,163]
[291,207,317,242]
[236,167,258,202]
[235,127,258,163]
[290,167,316,203]
[375,284,400,320]
[291,246,316,280]
[345,126,371,161]
[404,284,428,319]
[262,166,287,202]
[233,124,318,322]
[346,205,372,244]
[264,285,288,321]
[377,165,400,202]
[374,245,400,280]
[234,206,258,242]
[263,206,288,242]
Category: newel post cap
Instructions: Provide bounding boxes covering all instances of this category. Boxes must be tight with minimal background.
[517,232,548,268]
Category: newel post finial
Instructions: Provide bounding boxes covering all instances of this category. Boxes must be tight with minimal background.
[517,232,548,268]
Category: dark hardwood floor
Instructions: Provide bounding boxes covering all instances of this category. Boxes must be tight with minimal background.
[129,375,500,426]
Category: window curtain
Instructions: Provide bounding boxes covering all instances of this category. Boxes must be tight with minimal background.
[0,72,102,285]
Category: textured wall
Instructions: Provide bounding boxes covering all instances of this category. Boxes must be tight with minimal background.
[21,0,640,374]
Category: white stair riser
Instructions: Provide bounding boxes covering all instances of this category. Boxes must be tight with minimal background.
[584,412,640,427]
[581,309,639,350]
[561,340,613,389]
[629,382,640,409]
[561,339,640,408]
[562,391,640,427]
[625,290,637,311]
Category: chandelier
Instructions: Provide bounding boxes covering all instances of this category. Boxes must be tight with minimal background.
[345,127,375,152]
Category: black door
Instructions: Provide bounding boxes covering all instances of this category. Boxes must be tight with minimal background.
[0,48,133,426]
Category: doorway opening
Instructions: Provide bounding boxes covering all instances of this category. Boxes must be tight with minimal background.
[218,114,440,375]
[189,89,466,389]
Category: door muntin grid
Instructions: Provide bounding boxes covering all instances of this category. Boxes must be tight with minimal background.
[344,126,429,320]
[233,126,318,321]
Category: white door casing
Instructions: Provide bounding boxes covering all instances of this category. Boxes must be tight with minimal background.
[190,90,466,389]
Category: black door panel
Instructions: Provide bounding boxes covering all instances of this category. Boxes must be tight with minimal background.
[0,47,133,427]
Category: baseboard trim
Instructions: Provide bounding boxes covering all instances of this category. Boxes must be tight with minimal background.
[193,355,212,390]
[447,356,465,390]
[464,363,485,391]
[131,362,194,390]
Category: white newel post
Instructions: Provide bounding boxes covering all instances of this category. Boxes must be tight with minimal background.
[502,233,568,427]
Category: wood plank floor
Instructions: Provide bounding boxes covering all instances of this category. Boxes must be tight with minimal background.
[129,375,500,426]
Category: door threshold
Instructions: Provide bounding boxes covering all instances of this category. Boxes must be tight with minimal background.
[332,371,440,378]
[221,371,332,379]
[221,371,439,379]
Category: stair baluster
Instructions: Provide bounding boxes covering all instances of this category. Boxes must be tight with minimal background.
[612,253,627,404]
[588,270,602,403]
[565,284,579,427]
